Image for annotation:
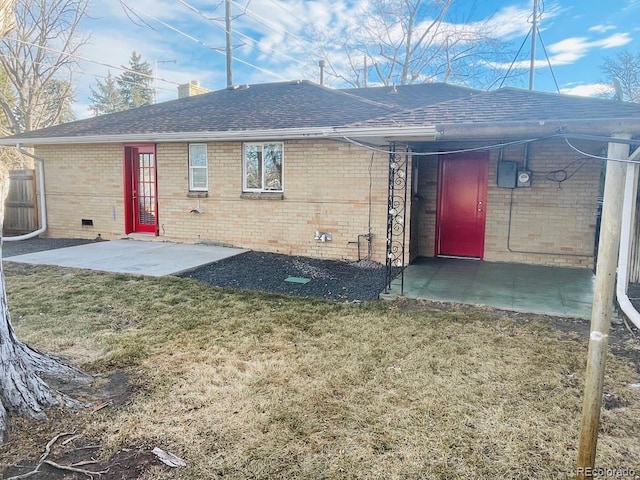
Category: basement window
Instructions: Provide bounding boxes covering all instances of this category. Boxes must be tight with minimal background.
[243,142,283,192]
[188,144,208,191]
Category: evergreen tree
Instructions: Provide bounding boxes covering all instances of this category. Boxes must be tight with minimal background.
[117,51,153,109]
[88,72,125,116]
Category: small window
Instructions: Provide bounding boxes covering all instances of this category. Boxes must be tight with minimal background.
[189,144,208,191]
[243,142,283,192]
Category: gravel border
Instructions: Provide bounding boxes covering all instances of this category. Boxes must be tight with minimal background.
[177,251,389,302]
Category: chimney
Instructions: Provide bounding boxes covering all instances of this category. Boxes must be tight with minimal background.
[178,80,211,98]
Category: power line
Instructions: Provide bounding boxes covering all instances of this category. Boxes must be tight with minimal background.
[3,36,182,86]
[338,136,540,156]
[266,0,308,26]
[121,1,288,81]
[228,0,319,55]
[0,50,176,93]
[176,0,307,68]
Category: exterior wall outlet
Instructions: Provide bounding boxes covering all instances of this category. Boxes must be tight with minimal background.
[314,231,332,242]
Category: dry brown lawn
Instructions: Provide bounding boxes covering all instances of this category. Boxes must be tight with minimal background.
[1,263,639,479]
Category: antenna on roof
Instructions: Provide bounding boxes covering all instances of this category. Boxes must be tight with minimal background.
[225,0,233,87]
[613,77,623,101]
[318,60,326,86]
[528,0,538,90]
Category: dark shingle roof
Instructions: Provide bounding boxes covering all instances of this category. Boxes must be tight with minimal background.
[6,82,640,143]
[341,83,477,109]
[352,87,640,127]
[5,81,398,141]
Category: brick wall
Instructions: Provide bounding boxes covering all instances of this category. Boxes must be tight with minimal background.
[35,137,599,268]
[36,140,392,264]
[412,139,601,268]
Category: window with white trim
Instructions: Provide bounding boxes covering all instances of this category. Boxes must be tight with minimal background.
[188,144,208,191]
[243,142,284,192]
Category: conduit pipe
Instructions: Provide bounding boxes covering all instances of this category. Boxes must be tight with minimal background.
[3,145,47,241]
[616,156,640,329]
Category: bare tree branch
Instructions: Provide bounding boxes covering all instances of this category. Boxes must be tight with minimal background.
[309,0,513,89]
[0,0,89,134]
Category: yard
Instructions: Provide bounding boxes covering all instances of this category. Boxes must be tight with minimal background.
[1,263,639,479]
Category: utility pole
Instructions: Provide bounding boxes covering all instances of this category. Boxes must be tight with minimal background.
[225,0,233,87]
[576,135,631,478]
[529,0,538,90]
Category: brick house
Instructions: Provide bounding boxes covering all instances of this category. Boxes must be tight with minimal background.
[3,80,640,274]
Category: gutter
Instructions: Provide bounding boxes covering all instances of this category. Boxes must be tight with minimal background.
[0,125,439,147]
[3,145,47,241]
[0,128,334,146]
[616,154,640,329]
[435,118,640,140]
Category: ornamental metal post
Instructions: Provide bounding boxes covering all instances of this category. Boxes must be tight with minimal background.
[385,143,409,294]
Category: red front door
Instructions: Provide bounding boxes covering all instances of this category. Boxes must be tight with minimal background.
[436,152,488,258]
[123,145,158,235]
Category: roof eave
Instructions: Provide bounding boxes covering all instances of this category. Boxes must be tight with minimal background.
[0,127,336,146]
[434,118,640,141]
[0,125,439,146]
[333,125,437,142]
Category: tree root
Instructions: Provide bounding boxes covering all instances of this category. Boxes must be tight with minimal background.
[0,231,92,442]
[1,323,92,441]
[5,432,109,480]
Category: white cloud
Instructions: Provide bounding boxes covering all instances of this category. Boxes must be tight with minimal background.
[589,24,616,33]
[560,83,614,97]
[488,31,633,71]
[593,32,633,48]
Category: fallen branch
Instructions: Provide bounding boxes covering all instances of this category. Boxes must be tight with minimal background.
[62,433,82,445]
[71,460,100,467]
[152,447,187,468]
[39,432,74,462]
[90,401,112,413]
[43,460,108,477]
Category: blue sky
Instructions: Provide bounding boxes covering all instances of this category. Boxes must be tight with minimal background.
[72,0,640,118]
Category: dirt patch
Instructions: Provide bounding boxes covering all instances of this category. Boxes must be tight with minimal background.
[0,370,168,480]
[3,440,161,480]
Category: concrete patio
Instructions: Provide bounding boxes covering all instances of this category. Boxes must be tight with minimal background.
[5,239,247,276]
[382,257,595,319]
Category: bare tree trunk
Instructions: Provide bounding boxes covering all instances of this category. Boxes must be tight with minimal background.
[0,168,91,442]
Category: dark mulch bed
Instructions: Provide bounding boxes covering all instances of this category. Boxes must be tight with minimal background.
[177,251,390,302]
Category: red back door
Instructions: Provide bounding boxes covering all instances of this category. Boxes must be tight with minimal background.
[436,152,488,258]
[124,145,158,235]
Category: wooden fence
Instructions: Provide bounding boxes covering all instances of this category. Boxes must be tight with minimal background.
[4,169,38,235]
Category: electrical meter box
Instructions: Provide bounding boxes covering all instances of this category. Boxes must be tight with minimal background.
[517,170,532,187]
[497,161,517,188]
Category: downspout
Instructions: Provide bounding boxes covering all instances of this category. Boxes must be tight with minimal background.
[616,157,640,329]
[3,145,47,241]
